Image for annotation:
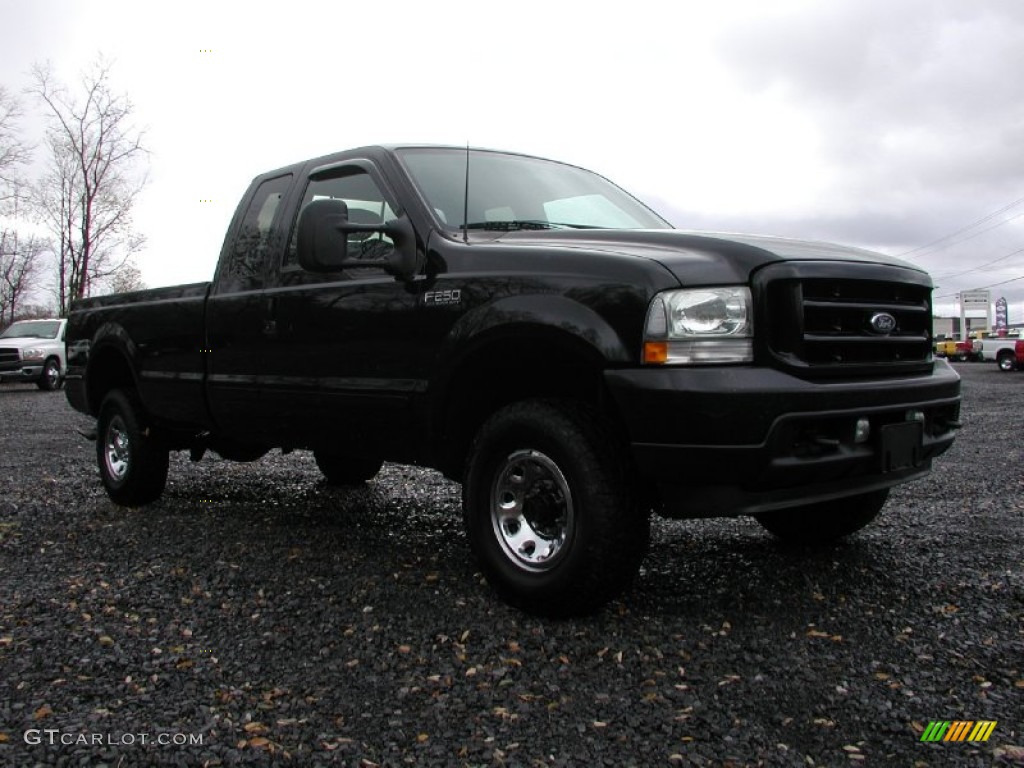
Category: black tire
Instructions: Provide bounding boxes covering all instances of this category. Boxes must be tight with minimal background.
[997,351,1017,372]
[313,450,383,485]
[37,358,62,391]
[756,489,890,543]
[96,389,169,506]
[462,399,649,617]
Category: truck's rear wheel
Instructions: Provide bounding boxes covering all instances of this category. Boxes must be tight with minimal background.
[463,399,648,617]
[313,450,383,485]
[755,489,889,543]
[97,389,169,506]
[997,351,1016,372]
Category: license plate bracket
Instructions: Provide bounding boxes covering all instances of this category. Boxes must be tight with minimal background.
[879,421,923,472]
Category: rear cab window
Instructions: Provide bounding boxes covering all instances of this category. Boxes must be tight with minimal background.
[215,173,293,293]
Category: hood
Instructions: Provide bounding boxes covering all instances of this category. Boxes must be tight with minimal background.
[487,229,925,286]
[0,336,56,347]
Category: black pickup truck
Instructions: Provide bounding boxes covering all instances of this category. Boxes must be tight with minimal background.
[66,145,961,616]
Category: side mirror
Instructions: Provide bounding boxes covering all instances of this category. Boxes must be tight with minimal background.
[296,198,422,281]
[296,198,350,272]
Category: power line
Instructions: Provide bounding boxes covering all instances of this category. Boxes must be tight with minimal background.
[899,195,1024,258]
[930,245,1024,281]
[912,210,1024,257]
[936,273,1024,299]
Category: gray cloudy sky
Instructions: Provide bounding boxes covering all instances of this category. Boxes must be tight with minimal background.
[2,0,1022,320]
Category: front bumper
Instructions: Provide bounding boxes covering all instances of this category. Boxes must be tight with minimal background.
[604,361,961,518]
[0,363,43,383]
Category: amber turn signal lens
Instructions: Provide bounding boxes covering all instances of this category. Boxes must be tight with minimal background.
[643,341,668,364]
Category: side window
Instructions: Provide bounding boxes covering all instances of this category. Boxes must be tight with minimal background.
[219,174,292,292]
[285,169,396,268]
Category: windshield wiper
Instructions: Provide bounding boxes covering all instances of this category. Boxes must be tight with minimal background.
[460,220,606,232]
[461,220,562,231]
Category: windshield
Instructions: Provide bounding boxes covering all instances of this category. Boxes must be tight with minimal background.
[397,148,672,232]
[0,320,61,339]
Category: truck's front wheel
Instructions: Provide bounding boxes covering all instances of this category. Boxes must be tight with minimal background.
[97,389,169,506]
[755,489,889,543]
[463,400,648,617]
[37,358,62,391]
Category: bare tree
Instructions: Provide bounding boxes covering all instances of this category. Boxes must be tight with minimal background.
[29,59,147,314]
[10,302,58,322]
[101,259,146,295]
[0,86,31,206]
[0,229,46,326]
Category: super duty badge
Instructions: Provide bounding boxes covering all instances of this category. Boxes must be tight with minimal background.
[424,289,462,307]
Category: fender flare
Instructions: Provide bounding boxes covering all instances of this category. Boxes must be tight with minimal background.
[432,293,632,389]
[84,322,141,412]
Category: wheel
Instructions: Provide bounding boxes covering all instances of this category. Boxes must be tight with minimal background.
[756,489,889,543]
[96,389,169,506]
[36,358,62,391]
[462,399,649,617]
[313,450,383,485]
[997,351,1016,372]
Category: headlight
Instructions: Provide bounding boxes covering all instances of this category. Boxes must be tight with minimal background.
[22,347,45,361]
[643,287,753,364]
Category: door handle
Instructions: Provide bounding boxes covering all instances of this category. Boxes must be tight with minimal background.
[263,295,278,336]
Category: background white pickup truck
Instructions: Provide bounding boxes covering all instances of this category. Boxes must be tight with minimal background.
[0,318,67,390]
[972,333,1023,372]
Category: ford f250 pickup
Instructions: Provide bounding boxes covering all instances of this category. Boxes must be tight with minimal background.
[65,145,961,616]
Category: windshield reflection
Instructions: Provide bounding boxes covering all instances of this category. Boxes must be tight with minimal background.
[397,148,672,233]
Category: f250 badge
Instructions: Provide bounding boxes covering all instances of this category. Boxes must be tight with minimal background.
[424,289,462,307]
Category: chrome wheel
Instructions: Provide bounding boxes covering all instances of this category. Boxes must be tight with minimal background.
[44,361,60,388]
[37,359,61,390]
[96,389,169,506]
[490,449,574,572]
[104,415,130,481]
[998,354,1015,372]
[464,400,649,616]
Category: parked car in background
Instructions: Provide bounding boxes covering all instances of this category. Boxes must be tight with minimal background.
[0,318,67,391]
[970,331,1022,371]
[934,337,978,362]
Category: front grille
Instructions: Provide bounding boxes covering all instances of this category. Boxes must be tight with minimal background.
[758,262,934,377]
[0,347,20,365]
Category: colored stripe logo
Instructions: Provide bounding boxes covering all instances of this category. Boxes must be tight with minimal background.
[920,721,997,742]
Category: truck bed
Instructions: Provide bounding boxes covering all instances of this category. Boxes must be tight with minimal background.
[66,282,212,428]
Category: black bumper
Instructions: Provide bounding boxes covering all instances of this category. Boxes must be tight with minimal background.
[604,361,961,518]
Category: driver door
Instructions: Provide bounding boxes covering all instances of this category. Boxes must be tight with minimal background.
[261,163,427,457]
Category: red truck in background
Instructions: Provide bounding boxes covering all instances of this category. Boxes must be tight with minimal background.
[934,337,976,362]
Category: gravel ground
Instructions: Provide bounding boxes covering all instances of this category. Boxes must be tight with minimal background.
[0,362,1021,767]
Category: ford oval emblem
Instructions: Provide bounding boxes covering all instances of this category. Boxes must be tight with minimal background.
[869,312,897,335]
